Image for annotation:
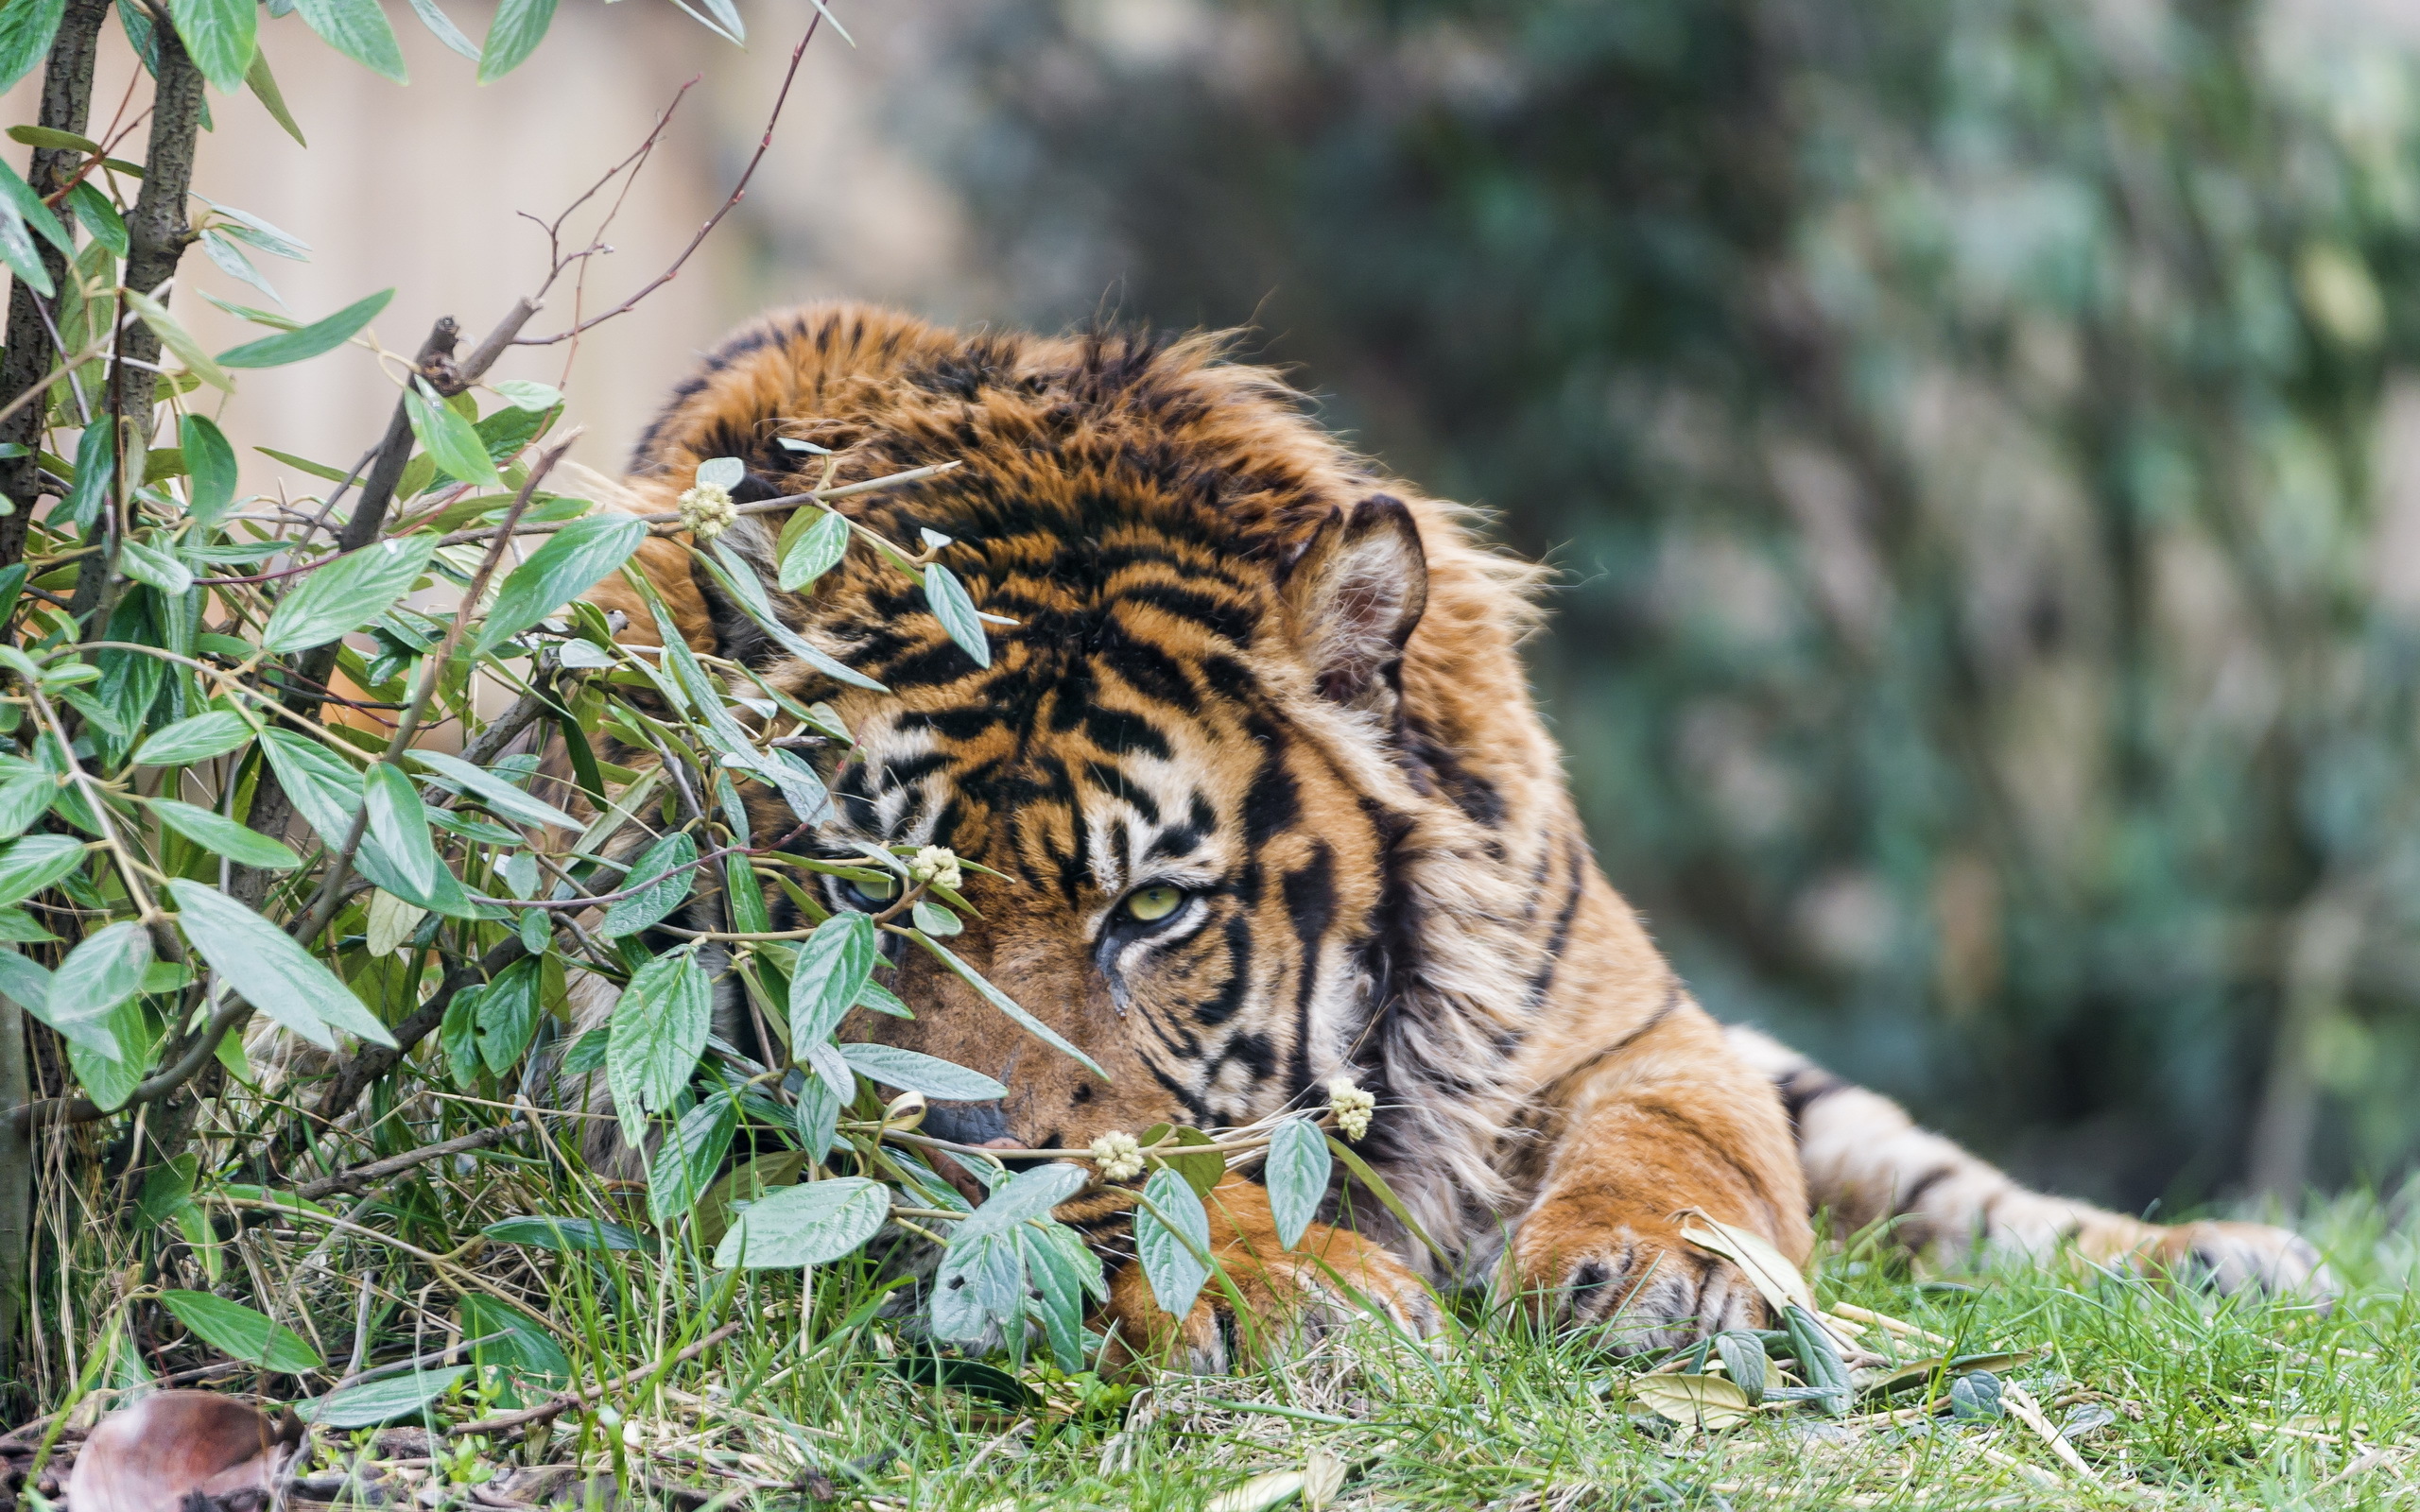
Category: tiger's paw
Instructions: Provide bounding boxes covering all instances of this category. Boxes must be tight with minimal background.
[1515,1211,1770,1351]
[2147,1220,2336,1306]
[1100,1223,1444,1375]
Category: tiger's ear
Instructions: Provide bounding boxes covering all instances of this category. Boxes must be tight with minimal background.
[1279,494,1429,713]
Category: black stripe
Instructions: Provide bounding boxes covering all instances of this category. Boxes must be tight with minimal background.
[1523,838,1590,1009]
[1775,1069,1847,1139]
[1891,1163,1959,1218]
[1282,843,1338,1097]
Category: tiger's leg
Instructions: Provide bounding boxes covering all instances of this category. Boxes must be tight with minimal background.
[1509,998,1815,1349]
[1098,1176,1444,1374]
[1723,1025,2335,1300]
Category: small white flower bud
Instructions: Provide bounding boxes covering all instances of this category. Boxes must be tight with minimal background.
[1326,1075,1375,1142]
[1089,1130,1145,1183]
[909,844,963,893]
[677,479,738,541]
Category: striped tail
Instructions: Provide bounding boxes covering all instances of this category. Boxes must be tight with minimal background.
[1721,1024,2335,1302]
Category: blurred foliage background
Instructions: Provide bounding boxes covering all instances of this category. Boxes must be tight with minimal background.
[83,0,2420,1211]
[886,0,2420,1211]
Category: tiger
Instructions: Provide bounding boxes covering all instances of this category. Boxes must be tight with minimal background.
[559,301,2332,1366]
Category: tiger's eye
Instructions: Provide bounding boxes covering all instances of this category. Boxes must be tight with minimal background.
[1123,885,1184,922]
[846,872,897,907]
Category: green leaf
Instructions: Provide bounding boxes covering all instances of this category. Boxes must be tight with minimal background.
[648,1093,736,1225]
[148,798,300,870]
[457,1296,568,1407]
[6,125,95,153]
[66,182,125,256]
[607,951,708,1143]
[597,831,696,938]
[254,446,352,485]
[778,508,851,593]
[0,199,45,300]
[923,562,990,669]
[259,533,435,653]
[475,0,554,80]
[0,0,66,94]
[493,377,561,411]
[217,287,390,368]
[474,955,542,1073]
[166,880,397,1051]
[949,1161,1088,1243]
[0,152,68,254]
[698,541,887,692]
[1134,1166,1212,1318]
[245,45,306,146]
[405,749,580,831]
[787,911,874,1050]
[712,1176,889,1268]
[123,289,232,392]
[1264,1116,1331,1250]
[0,834,85,906]
[117,537,193,595]
[135,709,253,766]
[181,414,238,528]
[292,0,406,80]
[473,513,647,655]
[39,923,150,1061]
[0,770,50,840]
[406,378,501,490]
[910,933,1107,1080]
[838,1042,1007,1103]
[482,1214,647,1251]
[159,1291,322,1371]
[302,1368,469,1430]
[0,906,57,943]
[168,0,256,93]
[362,763,444,901]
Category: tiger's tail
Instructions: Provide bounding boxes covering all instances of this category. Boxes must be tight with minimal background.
[1720,1024,2335,1301]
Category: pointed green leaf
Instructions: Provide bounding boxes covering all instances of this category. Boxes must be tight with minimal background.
[838,1042,1005,1103]
[699,541,886,692]
[117,537,192,594]
[473,512,647,655]
[648,1093,736,1224]
[362,763,443,901]
[160,1291,322,1371]
[135,709,253,766]
[292,0,406,80]
[181,414,238,528]
[406,379,501,490]
[606,951,708,1141]
[0,833,86,906]
[259,533,435,653]
[475,0,554,81]
[713,1176,888,1269]
[404,749,580,832]
[147,798,300,870]
[302,1367,469,1429]
[787,910,874,1050]
[168,0,256,93]
[597,831,696,938]
[778,508,851,593]
[33,923,149,1059]
[1265,1115,1332,1250]
[245,46,306,146]
[1134,1167,1212,1318]
[923,561,990,669]
[0,0,67,94]
[474,955,542,1073]
[167,879,396,1050]
[217,287,390,368]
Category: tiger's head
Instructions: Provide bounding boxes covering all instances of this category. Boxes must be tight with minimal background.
[594,305,1565,1207]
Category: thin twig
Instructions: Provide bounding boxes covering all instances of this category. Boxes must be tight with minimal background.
[513,18,822,348]
[431,461,961,549]
[292,1125,512,1201]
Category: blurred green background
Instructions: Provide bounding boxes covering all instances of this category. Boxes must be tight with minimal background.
[876,0,2420,1211]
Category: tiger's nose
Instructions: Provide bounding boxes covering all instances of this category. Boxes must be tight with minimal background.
[920,1099,1013,1147]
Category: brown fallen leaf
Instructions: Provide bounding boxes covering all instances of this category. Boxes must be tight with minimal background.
[64,1392,302,1512]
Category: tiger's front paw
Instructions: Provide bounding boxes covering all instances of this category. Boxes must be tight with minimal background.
[1100,1222,1444,1375]
[2151,1220,2337,1306]
[1515,1211,1770,1351]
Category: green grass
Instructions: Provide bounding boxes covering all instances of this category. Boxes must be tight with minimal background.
[21,1107,2420,1511]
